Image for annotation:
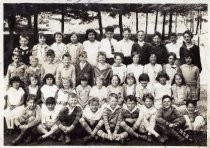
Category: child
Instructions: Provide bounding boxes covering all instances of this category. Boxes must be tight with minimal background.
[150,32,168,65]
[41,49,58,80]
[143,53,162,85]
[153,71,171,109]
[89,76,108,107]
[25,74,42,105]
[41,74,58,104]
[4,76,25,134]
[163,52,178,84]
[37,97,60,143]
[76,76,92,108]
[179,53,200,101]
[50,32,68,63]
[75,51,94,86]
[56,78,76,111]
[6,53,27,90]
[107,75,124,105]
[131,30,152,65]
[127,51,144,84]
[100,26,118,65]
[123,73,137,99]
[171,73,191,111]
[56,53,76,88]
[83,28,100,66]
[120,95,148,141]
[97,93,128,143]
[111,52,127,84]
[58,93,82,144]
[117,27,133,65]
[13,35,31,65]
[155,95,186,142]
[66,32,83,64]
[24,56,41,86]
[12,95,41,145]
[93,51,113,87]
[32,33,50,65]
[79,97,104,143]
[136,73,154,105]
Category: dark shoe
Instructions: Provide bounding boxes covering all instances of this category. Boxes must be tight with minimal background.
[119,138,125,145]
[65,135,71,144]
[138,134,148,141]
[170,128,185,142]
[24,136,32,144]
[94,135,99,141]
[125,137,131,142]
[83,135,94,144]
[37,136,44,144]
[147,135,152,142]
[58,134,64,142]
[157,135,168,143]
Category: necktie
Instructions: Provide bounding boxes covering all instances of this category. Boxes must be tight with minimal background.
[109,40,115,54]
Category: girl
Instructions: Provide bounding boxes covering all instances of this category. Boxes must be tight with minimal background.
[107,75,124,105]
[50,32,68,63]
[56,78,76,111]
[25,74,42,105]
[136,73,154,105]
[97,93,128,144]
[83,28,100,66]
[143,53,162,85]
[127,51,144,84]
[153,71,171,109]
[76,76,92,108]
[123,73,137,99]
[155,95,186,143]
[171,73,191,111]
[13,35,31,65]
[163,52,178,84]
[89,76,108,107]
[41,74,58,104]
[32,33,50,65]
[111,52,127,84]
[93,51,113,87]
[179,53,200,102]
[66,32,83,64]
[4,76,25,134]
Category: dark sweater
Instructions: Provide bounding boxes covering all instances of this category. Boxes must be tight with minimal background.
[150,43,168,65]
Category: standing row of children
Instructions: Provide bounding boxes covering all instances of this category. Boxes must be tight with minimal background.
[4,26,205,145]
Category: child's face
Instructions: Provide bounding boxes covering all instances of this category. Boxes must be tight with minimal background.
[39,36,46,44]
[132,54,140,64]
[46,77,53,85]
[114,56,122,65]
[159,77,167,85]
[46,103,55,111]
[123,30,131,40]
[127,77,134,85]
[109,97,118,109]
[137,32,145,42]
[68,97,78,107]
[149,54,157,64]
[30,59,38,67]
[153,35,161,44]
[19,38,28,46]
[162,98,172,109]
[62,56,71,67]
[187,103,196,113]
[105,31,114,40]
[140,81,148,88]
[89,101,99,113]
[81,80,88,87]
[185,57,192,65]
[70,34,78,43]
[175,75,182,86]
[98,55,106,64]
[30,77,38,86]
[170,36,177,43]
[27,100,36,110]
[12,81,20,89]
[47,55,54,63]
[144,98,153,108]
[168,55,175,65]
[63,80,70,89]
[12,55,21,63]
[96,78,103,87]
[183,34,192,43]
[79,55,87,63]
[55,34,63,43]
[111,76,119,87]
[126,100,136,111]
[88,32,95,41]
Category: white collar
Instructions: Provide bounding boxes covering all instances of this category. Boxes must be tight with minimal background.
[106,104,121,113]
[122,104,138,113]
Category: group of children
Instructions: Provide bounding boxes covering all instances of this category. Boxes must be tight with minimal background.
[4,26,205,145]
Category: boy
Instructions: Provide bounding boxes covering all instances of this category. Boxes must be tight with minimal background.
[79,97,104,143]
[12,95,41,145]
[100,26,118,65]
[58,93,82,144]
[56,53,76,88]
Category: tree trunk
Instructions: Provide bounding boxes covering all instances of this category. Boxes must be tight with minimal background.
[154,10,158,32]
[168,12,173,37]
[175,12,178,33]
[8,14,16,35]
[119,11,123,38]
[162,12,166,40]
[34,13,38,42]
[145,12,148,39]
[190,11,194,33]
[61,9,65,33]
[200,12,202,34]
[196,10,200,35]
[136,12,138,33]
[27,15,32,29]
[98,10,103,39]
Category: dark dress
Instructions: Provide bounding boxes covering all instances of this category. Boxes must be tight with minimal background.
[14,47,32,65]
[150,43,168,65]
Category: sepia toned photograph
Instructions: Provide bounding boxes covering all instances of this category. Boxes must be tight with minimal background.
[3,2,208,146]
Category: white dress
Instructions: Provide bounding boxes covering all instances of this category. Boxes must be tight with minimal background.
[127,63,144,84]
